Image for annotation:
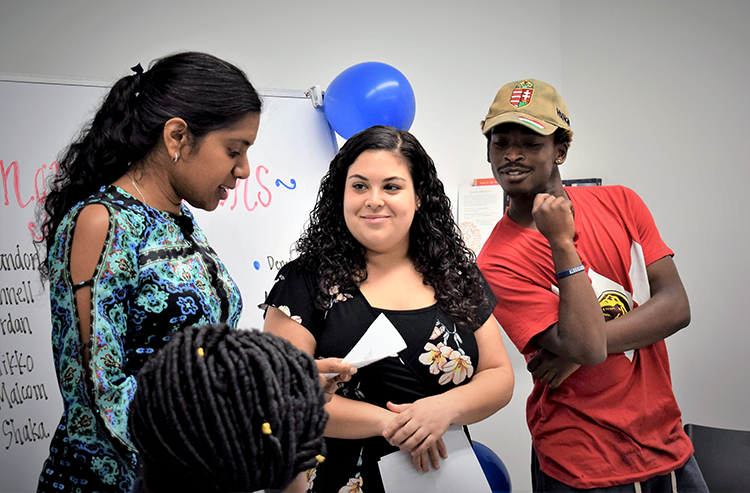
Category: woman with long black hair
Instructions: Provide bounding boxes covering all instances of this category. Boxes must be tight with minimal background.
[36,51,262,493]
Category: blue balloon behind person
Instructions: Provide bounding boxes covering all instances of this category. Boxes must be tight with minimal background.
[473,440,512,493]
[324,62,416,139]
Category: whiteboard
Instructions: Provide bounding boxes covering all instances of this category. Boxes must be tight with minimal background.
[0,77,336,493]
[190,89,336,330]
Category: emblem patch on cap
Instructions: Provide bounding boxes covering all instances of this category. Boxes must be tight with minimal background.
[510,80,534,108]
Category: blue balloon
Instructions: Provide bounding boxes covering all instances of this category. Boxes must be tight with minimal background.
[472,440,512,493]
[324,61,416,139]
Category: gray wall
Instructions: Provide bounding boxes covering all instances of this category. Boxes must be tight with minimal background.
[2,1,748,491]
[560,0,750,431]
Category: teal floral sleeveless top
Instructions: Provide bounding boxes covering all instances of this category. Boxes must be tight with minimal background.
[38,186,242,493]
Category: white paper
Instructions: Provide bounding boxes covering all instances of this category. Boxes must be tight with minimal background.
[321,313,407,378]
[378,425,493,493]
[457,186,505,255]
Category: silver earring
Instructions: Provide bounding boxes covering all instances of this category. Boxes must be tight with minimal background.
[173,152,179,163]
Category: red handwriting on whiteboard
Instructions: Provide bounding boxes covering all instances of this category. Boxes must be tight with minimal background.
[1,160,59,240]
[1,160,33,208]
[1,160,58,208]
[3,159,294,221]
[220,165,296,212]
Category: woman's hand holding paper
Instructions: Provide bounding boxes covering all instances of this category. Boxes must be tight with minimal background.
[315,358,357,402]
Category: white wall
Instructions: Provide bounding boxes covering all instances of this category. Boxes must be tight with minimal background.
[2,1,748,491]
[560,0,750,433]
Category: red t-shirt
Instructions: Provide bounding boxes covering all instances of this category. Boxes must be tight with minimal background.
[477,186,693,488]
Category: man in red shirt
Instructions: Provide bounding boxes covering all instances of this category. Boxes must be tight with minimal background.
[476,79,708,492]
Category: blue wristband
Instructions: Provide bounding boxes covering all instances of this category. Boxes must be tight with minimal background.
[555,264,585,280]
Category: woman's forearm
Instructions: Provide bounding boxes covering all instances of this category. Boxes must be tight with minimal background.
[440,365,514,426]
[324,394,397,439]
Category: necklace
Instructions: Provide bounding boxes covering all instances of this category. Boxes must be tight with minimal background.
[127,174,146,205]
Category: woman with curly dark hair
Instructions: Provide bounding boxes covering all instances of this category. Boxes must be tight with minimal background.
[263,125,514,493]
[36,52,262,493]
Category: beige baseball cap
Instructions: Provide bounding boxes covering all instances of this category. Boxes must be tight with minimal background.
[481,79,571,136]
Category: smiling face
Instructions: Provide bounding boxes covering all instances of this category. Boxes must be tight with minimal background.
[174,112,261,211]
[487,123,567,199]
[343,150,419,257]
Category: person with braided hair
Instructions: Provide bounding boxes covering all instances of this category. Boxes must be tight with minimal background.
[36,52,262,492]
[263,125,515,493]
[128,324,328,493]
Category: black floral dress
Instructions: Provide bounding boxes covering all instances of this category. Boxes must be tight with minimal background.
[263,260,496,493]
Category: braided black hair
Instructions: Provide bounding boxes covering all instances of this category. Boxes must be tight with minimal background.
[296,125,492,330]
[129,324,327,493]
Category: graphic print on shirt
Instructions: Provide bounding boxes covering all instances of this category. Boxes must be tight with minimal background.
[548,239,653,362]
[588,239,652,362]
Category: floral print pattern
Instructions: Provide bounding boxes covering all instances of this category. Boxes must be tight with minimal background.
[440,351,474,385]
[338,380,366,401]
[90,456,119,485]
[263,259,493,493]
[419,342,453,375]
[336,447,365,493]
[39,186,242,493]
[338,477,364,493]
[278,305,303,324]
[305,467,317,490]
[327,285,353,314]
[419,319,474,385]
